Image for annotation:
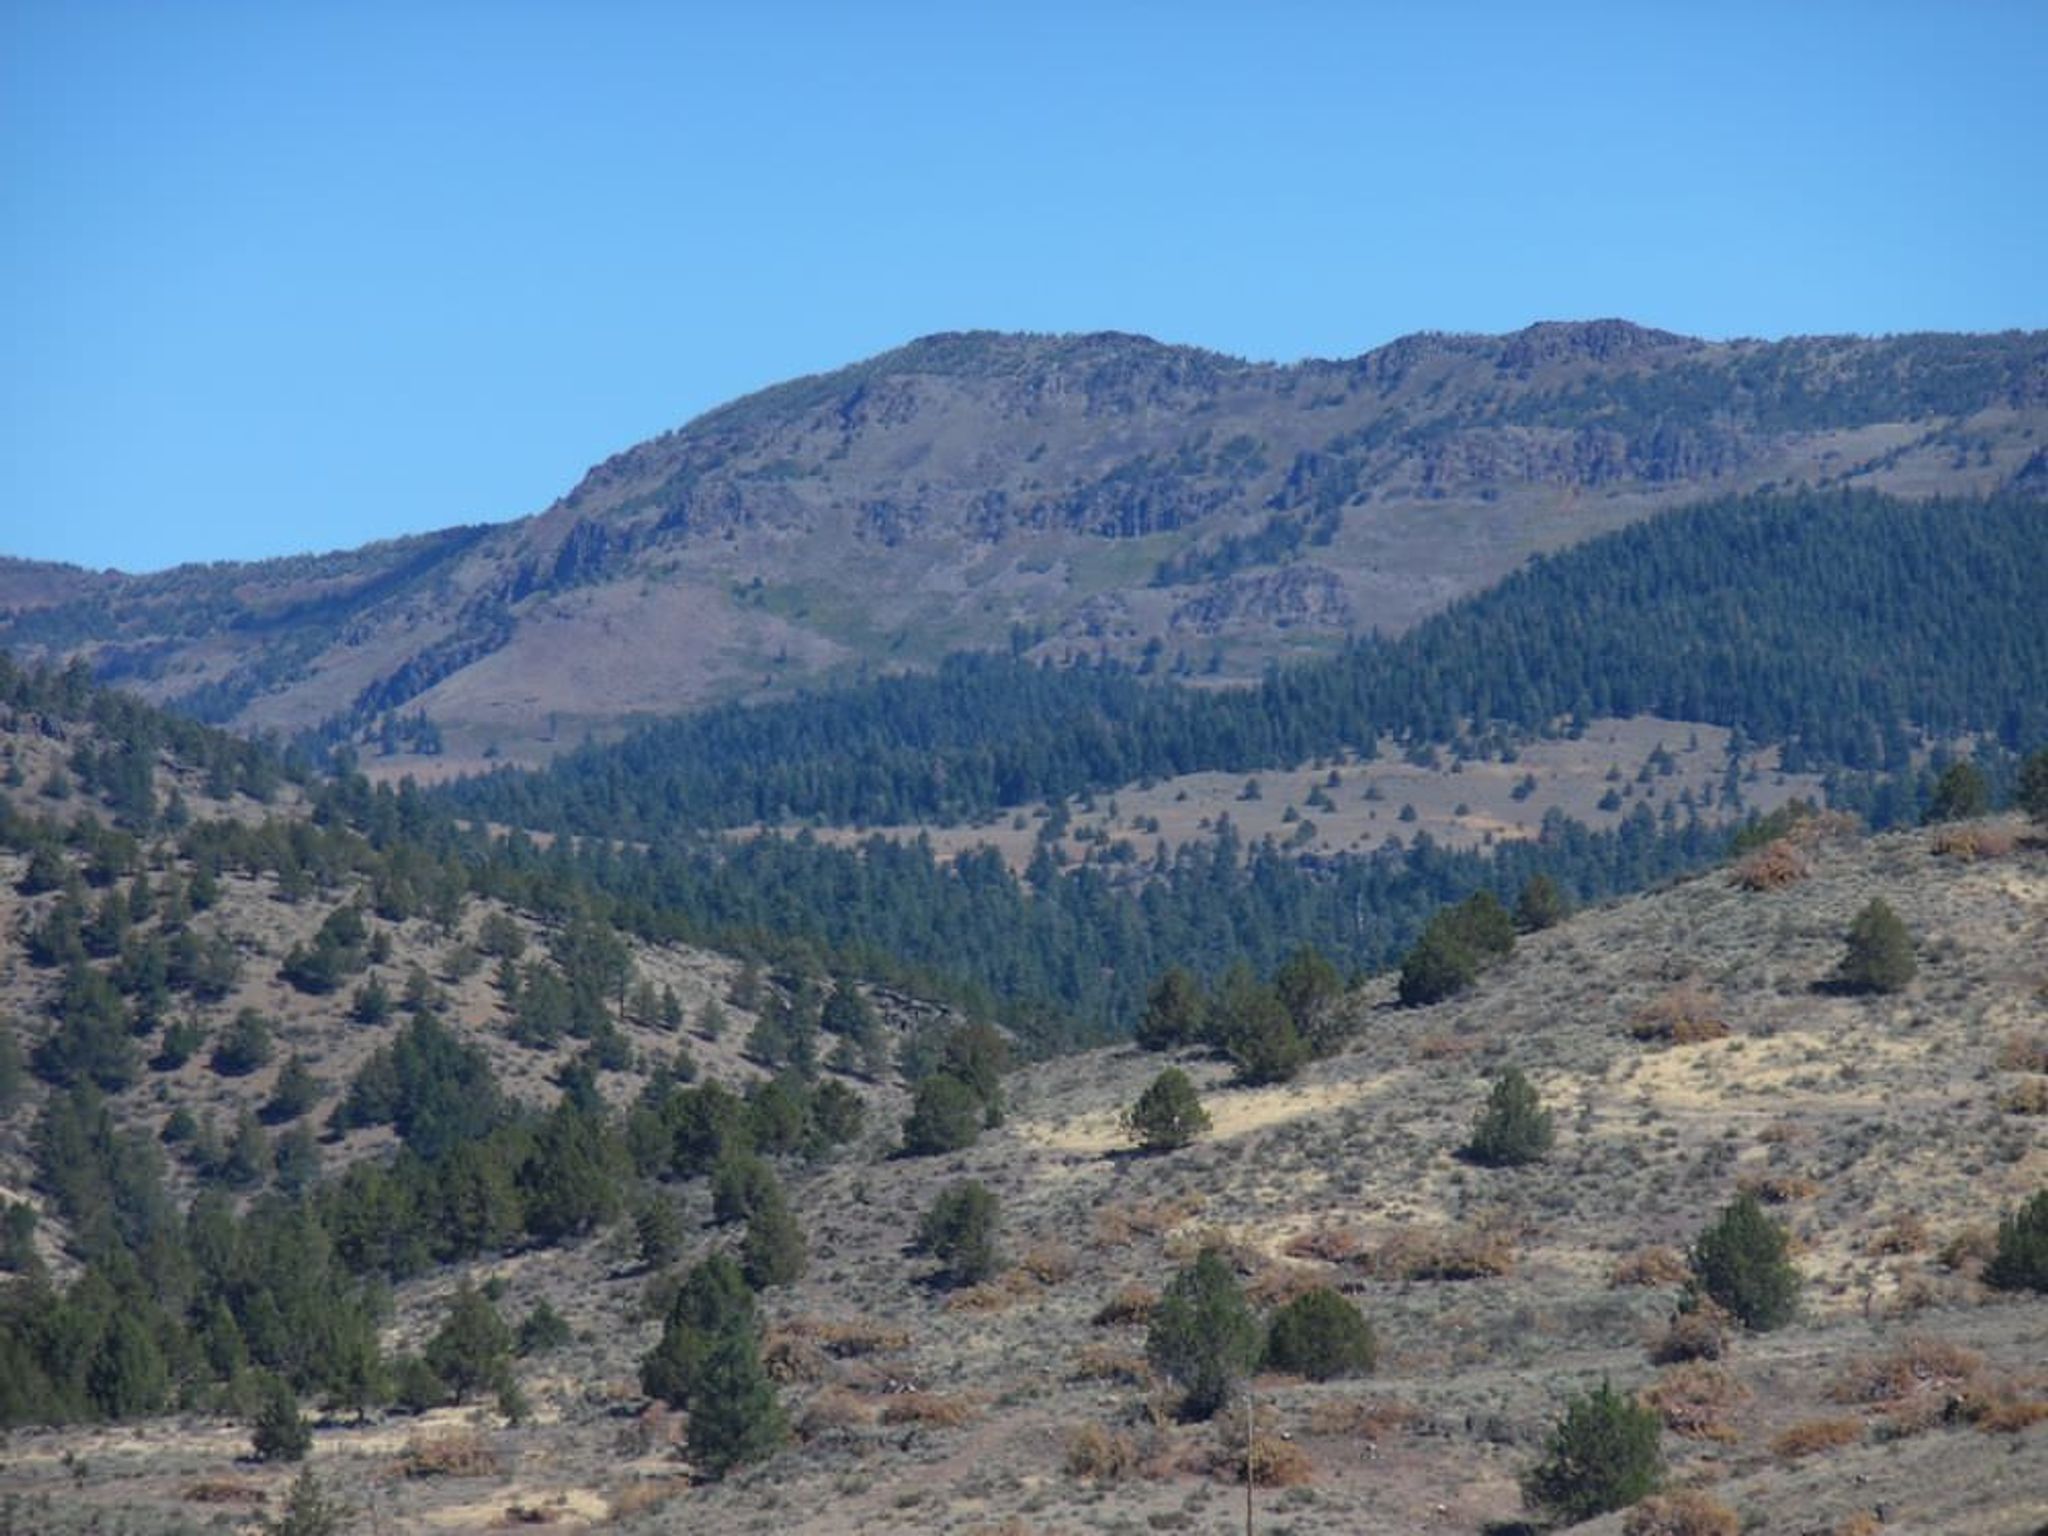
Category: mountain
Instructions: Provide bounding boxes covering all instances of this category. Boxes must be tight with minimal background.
[4,322,2044,765]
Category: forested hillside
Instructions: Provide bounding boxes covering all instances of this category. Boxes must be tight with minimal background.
[448,489,2048,837]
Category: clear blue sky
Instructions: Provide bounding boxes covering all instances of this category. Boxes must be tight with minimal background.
[4,1,2043,573]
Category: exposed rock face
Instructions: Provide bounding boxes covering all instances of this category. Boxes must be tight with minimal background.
[4,322,2044,762]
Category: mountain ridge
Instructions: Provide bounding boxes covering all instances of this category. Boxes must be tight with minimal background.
[4,321,2044,764]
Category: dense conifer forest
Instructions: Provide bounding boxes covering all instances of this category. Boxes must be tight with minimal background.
[445,490,2047,836]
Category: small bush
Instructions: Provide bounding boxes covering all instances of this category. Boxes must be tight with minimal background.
[1731,839,1810,891]
[1649,1306,1728,1365]
[877,1391,979,1427]
[1611,1246,1690,1288]
[1827,1335,1983,1412]
[1264,1287,1377,1380]
[1368,1223,1515,1281]
[917,1180,1001,1287]
[249,1374,310,1463]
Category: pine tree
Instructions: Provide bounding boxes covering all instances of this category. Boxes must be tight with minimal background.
[1135,966,1207,1051]
[1835,898,1915,994]
[1263,1288,1376,1380]
[1126,1067,1211,1152]
[250,1371,312,1462]
[1689,1192,1800,1330]
[423,1280,512,1403]
[1522,1378,1663,1523]
[1463,1066,1555,1167]
[1983,1190,2048,1293]
[901,1074,983,1154]
[740,1184,807,1290]
[917,1181,1000,1286]
[1146,1249,1261,1421]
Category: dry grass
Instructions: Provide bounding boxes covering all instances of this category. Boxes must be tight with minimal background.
[763,1330,831,1384]
[1611,1244,1690,1288]
[1640,1362,1750,1442]
[1832,1514,1882,1536]
[1245,1261,1332,1308]
[1063,1422,1142,1482]
[1622,1490,1741,1536]
[1959,1378,2048,1434]
[1090,1283,1159,1327]
[877,1392,980,1428]
[1304,1397,1418,1439]
[1771,1416,1865,1460]
[396,1428,501,1478]
[1630,980,1730,1044]
[1413,1032,1480,1062]
[605,1480,685,1522]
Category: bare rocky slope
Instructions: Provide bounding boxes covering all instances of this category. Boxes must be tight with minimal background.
[3,686,2041,1534]
[4,323,2044,765]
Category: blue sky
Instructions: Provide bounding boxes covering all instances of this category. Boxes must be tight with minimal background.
[4,1,2043,573]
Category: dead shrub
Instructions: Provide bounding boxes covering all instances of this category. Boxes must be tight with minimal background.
[1630,981,1730,1044]
[878,1392,980,1428]
[181,1481,266,1505]
[1246,1261,1330,1308]
[1998,1077,2048,1116]
[1209,1431,1313,1488]
[1937,1224,1998,1272]
[1827,1336,1984,1415]
[1865,1211,1929,1256]
[1622,1490,1741,1536]
[797,1387,878,1441]
[1304,1397,1418,1439]
[1738,1172,1820,1204]
[605,1480,685,1522]
[1959,1379,2048,1434]
[1930,823,2015,861]
[781,1315,912,1357]
[1771,1416,1864,1459]
[1995,1030,2048,1074]
[1832,1514,1882,1536]
[1756,1119,1809,1146]
[1413,1032,1479,1063]
[1015,1240,1077,1285]
[1064,1421,1141,1482]
[1092,1194,1204,1247]
[1284,1225,1370,1264]
[1163,1225,1262,1268]
[1611,1245,1690,1288]
[1365,1223,1514,1281]
[397,1428,500,1478]
[1640,1362,1750,1442]
[761,1330,830,1384]
[943,1281,1019,1314]
[1069,1344,1152,1386]
[1732,839,1810,891]
[1649,1305,1730,1364]
[1091,1284,1159,1327]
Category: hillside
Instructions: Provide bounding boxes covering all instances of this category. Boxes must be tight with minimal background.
[3,323,2043,764]
[2,702,2042,1532]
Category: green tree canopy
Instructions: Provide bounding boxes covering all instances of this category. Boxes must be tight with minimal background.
[1689,1191,1800,1330]
[1126,1067,1211,1152]
[917,1180,1000,1287]
[1835,897,1915,994]
[1263,1287,1376,1381]
[1146,1248,1261,1421]
[1463,1066,1555,1168]
[1522,1378,1663,1523]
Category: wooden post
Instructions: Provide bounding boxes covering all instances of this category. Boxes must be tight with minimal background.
[1245,1387,1255,1536]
